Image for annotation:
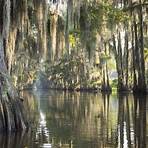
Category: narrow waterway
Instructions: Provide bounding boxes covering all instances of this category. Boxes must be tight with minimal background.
[0,90,147,148]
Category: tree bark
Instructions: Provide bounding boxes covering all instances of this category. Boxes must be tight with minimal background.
[0,0,28,131]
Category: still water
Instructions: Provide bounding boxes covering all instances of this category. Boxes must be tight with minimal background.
[0,90,147,148]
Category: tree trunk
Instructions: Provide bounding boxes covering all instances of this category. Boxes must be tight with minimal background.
[112,33,126,92]
[50,13,58,62]
[34,0,48,62]
[101,42,111,92]
[137,0,146,93]
[124,29,129,88]
[0,0,28,131]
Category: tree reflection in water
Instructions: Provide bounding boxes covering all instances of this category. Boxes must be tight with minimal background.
[0,90,147,148]
[117,94,147,148]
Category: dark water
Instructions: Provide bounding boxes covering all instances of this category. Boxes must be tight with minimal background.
[0,90,147,148]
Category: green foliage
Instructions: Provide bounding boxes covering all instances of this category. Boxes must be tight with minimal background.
[12,51,39,89]
[110,79,118,89]
[107,6,129,27]
[144,48,148,62]
[99,52,111,65]
[86,2,129,31]
[47,52,85,89]
[46,51,102,90]
[87,3,104,31]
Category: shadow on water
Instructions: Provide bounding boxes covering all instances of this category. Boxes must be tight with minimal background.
[0,90,147,148]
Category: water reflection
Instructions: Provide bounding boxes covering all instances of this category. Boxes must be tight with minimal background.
[117,94,145,148]
[0,90,147,148]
